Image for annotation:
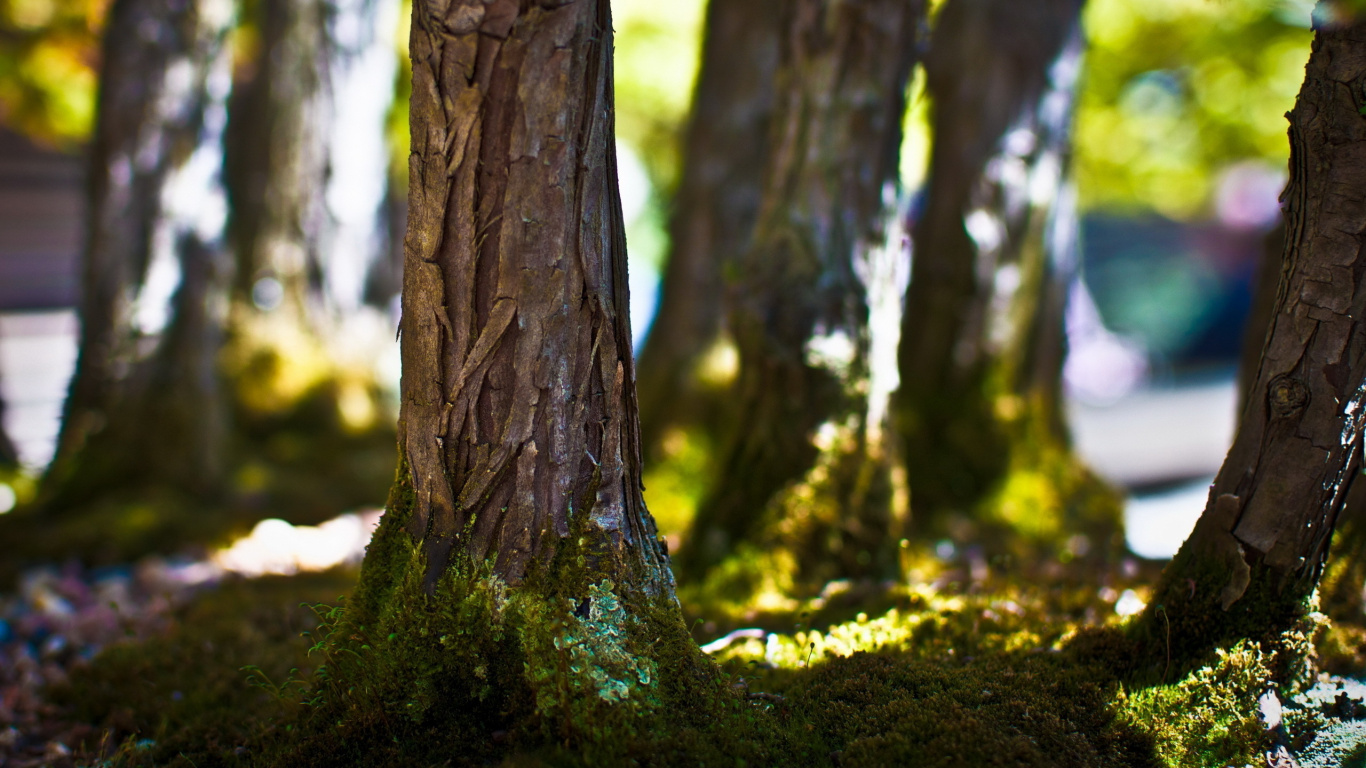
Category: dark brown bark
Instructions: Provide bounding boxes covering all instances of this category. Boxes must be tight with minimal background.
[894,0,1105,551]
[675,0,924,584]
[41,0,232,509]
[632,0,781,459]
[1238,222,1287,413]
[1133,11,1366,673]
[376,0,671,596]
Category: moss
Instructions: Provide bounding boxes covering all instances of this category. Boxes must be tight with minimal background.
[1111,641,1271,768]
[49,570,359,767]
[779,651,1156,767]
[1128,534,1320,685]
[58,551,1339,768]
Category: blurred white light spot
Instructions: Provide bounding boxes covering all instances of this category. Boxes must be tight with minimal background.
[212,510,382,576]
[805,328,856,374]
[1125,479,1208,559]
[616,141,650,225]
[252,277,284,311]
[0,483,14,514]
[1216,161,1285,231]
[1114,589,1146,617]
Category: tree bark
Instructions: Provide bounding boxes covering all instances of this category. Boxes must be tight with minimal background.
[632,0,781,460]
[894,0,1113,557]
[284,4,706,754]
[1133,10,1366,674]
[383,0,670,594]
[675,0,924,586]
[40,0,233,512]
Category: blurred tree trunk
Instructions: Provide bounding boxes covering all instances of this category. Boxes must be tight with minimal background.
[893,0,1117,561]
[0,390,17,471]
[1132,11,1366,677]
[633,0,781,460]
[225,0,329,330]
[286,2,707,754]
[221,0,399,519]
[675,0,924,588]
[40,0,233,516]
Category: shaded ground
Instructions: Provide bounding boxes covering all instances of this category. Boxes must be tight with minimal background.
[0,538,1360,767]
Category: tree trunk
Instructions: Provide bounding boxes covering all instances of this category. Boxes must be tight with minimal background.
[632,0,781,460]
[39,0,233,515]
[674,0,924,587]
[219,0,398,521]
[1132,9,1366,676]
[289,1,710,758]
[225,0,328,324]
[0,388,17,471]
[894,0,1115,559]
[228,0,399,322]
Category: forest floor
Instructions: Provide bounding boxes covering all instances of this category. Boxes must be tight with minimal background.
[2,538,1366,767]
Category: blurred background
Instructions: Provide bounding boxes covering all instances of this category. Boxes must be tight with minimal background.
[0,0,1317,563]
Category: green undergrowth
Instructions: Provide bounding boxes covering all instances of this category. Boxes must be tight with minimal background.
[50,544,1340,767]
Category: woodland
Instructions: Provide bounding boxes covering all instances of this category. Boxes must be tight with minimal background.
[0,0,1365,766]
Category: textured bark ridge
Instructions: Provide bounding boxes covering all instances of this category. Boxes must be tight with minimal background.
[676,0,924,584]
[1137,12,1366,669]
[396,0,670,596]
[633,0,782,459]
[42,0,233,509]
[893,0,1111,553]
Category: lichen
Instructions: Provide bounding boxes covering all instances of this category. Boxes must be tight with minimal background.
[527,579,659,712]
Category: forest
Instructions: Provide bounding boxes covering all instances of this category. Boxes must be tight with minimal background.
[0,0,1364,765]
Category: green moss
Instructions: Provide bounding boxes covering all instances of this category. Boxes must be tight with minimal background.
[58,553,1332,768]
[50,570,359,767]
[1128,535,1320,684]
[1112,641,1270,768]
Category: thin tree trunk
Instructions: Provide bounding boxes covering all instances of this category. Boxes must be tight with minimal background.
[281,5,704,756]
[0,389,17,471]
[40,0,233,512]
[675,0,924,586]
[1132,9,1366,676]
[219,0,398,520]
[633,0,781,460]
[894,0,1113,557]
[228,0,399,326]
[225,0,330,330]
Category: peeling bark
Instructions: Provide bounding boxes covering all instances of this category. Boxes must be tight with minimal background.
[1136,10,1366,670]
[381,0,671,596]
[894,0,1108,552]
[675,0,924,584]
[41,0,233,510]
[633,0,781,459]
